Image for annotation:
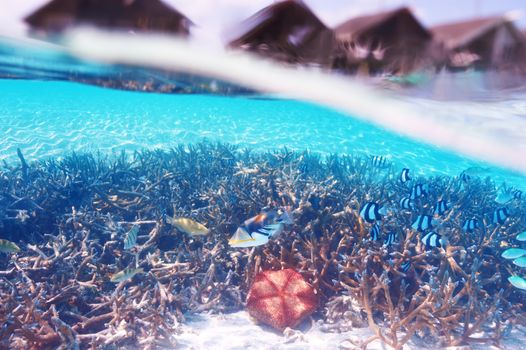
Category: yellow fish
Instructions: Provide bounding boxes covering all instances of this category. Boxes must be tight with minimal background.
[167,217,209,236]
[110,267,144,282]
[0,239,20,253]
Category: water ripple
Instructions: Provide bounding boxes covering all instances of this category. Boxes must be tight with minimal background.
[0,79,525,188]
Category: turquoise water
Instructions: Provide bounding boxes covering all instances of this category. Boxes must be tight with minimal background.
[2,36,526,350]
[1,79,525,188]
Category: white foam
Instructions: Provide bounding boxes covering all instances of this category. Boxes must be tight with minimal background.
[65,29,526,175]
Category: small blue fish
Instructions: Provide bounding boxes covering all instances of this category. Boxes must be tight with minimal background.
[508,276,526,290]
[516,231,526,242]
[399,197,414,210]
[400,260,411,272]
[462,218,479,232]
[412,215,437,232]
[502,248,526,260]
[421,231,446,249]
[399,168,411,183]
[434,200,449,216]
[370,223,380,241]
[384,232,396,246]
[460,171,471,183]
[513,189,523,200]
[493,207,510,225]
[360,202,387,223]
[371,155,389,168]
[410,183,428,200]
[513,257,526,268]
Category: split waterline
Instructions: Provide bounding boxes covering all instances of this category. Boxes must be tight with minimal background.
[1,31,526,350]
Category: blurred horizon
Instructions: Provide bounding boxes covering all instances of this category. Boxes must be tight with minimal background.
[1,0,525,47]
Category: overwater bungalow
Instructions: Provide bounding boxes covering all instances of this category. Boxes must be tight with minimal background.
[227,0,335,67]
[25,0,192,38]
[333,7,436,74]
[431,16,526,70]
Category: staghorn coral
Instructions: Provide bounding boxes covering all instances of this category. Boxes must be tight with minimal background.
[0,142,524,349]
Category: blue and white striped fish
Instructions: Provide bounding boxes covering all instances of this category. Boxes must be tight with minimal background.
[370,223,381,241]
[493,207,510,225]
[384,232,396,246]
[399,197,414,210]
[399,168,411,183]
[434,200,449,216]
[513,189,523,200]
[412,215,437,232]
[462,218,479,232]
[410,184,428,200]
[371,155,390,169]
[360,202,388,223]
[400,260,411,273]
[421,231,446,249]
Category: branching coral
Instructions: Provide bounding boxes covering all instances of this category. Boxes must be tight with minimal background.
[0,143,524,349]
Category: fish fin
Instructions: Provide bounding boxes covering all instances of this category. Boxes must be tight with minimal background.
[259,224,282,237]
[263,223,281,230]
[253,213,267,224]
[378,206,388,215]
[229,228,255,245]
[256,228,273,236]
[277,208,294,225]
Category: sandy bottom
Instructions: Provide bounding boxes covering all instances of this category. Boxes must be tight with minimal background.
[173,311,526,350]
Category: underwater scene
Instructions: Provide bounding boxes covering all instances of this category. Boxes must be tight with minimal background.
[1,27,526,350]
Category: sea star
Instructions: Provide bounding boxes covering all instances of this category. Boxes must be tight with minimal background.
[246,268,318,331]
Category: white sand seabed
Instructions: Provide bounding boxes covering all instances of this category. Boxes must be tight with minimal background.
[173,311,526,350]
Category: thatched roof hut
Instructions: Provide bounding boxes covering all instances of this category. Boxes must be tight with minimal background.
[431,16,525,70]
[333,7,435,74]
[227,0,335,66]
[25,0,192,38]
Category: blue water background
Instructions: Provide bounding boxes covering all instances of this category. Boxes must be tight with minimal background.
[1,79,525,189]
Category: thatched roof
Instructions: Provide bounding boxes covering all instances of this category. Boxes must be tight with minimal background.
[430,16,523,50]
[332,7,434,74]
[431,16,526,69]
[25,0,192,36]
[335,7,431,42]
[227,0,335,66]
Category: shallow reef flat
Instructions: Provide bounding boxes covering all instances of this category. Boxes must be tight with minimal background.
[0,142,525,349]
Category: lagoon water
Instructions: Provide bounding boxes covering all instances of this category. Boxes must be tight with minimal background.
[1,79,525,188]
[1,34,526,350]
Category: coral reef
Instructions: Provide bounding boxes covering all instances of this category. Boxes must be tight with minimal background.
[0,142,525,349]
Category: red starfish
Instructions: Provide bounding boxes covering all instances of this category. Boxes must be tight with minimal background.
[247,268,318,331]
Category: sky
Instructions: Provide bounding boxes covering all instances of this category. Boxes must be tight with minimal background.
[0,0,525,46]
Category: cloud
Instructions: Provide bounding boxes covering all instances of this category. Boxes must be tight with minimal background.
[166,0,271,46]
[0,0,46,36]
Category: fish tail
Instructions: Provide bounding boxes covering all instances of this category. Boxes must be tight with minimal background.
[278,207,294,224]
